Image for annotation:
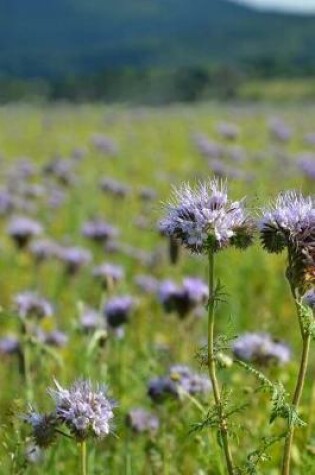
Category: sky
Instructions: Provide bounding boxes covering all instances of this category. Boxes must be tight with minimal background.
[236,0,315,13]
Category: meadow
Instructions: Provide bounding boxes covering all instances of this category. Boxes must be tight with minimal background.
[0,101,314,474]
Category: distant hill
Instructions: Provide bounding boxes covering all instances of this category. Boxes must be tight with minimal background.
[1,0,315,78]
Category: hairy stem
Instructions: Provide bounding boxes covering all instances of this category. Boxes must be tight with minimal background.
[207,249,234,475]
[281,332,310,475]
[281,274,311,475]
[80,440,87,475]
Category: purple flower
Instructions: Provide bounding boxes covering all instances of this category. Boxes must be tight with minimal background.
[7,216,43,248]
[126,408,159,433]
[160,179,253,253]
[158,277,208,318]
[58,246,92,274]
[297,153,315,180]
[43,158,75,186]
[82,219,119,243]
[49,380,115,441]
[148,365,211,402]
[104,296,135,328]
[24,410,58,448]
[40,330,69,348]
[13,291,53,320]
[92,263,124,289]
[91,134,118,156]
[269,118,292,143]
[233,333,291,365]
[259,191,315,288]
[134,274,159,294]
[79,306,104,332]
[0,336,20,355]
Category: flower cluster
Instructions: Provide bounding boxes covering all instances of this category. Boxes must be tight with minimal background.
[159,179,253,253]
[158,277,208,318]
[259,191,315,290]
[24,380,115,446]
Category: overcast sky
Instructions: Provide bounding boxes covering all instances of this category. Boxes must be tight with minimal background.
[236,0,315,13]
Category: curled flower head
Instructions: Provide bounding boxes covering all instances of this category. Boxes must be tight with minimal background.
[160,179,253,253]
[24,409,58,448]
[7,216,43,249]
[49,380,115,441]
[259,191,315,290]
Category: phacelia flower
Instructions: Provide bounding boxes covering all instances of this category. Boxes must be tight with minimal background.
[259,191,315,289]
[104,296,135,328]
[24,409,58,448]
[82,219,119,243]
[158,277,208,318]
[126,408,159,433]
[232,333,291,365]
[148,365,211,402]
[58,246,92,275]
[13,291,53,320]
[160,179,254,253]
[49,380,114,441]
[92,263,124,290]
[7,216,43,248]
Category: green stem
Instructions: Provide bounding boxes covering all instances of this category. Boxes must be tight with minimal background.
[21,321,33,403]
[281,332,311,475]
[80,440,87,475]
[207,249,234,475]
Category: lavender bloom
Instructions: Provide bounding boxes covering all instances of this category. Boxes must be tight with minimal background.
[169,365,212,395]
[24,410,58,448]
[79,306,104,332]
[49,380,115,441]
[160,179,253,253]
[13,291,53,320]
[82,219,119,243]
[0,336,20,355]
[158,278,208,318]
[40,330,69,348]
[43,158,75,186]
[91,134,118,156]
[259,191,315,287]
[148,366,211,402]
[134,274,159,294]
[233,333,291,365]
[92,263,124,289]
[58,246,92,275]
[7,216,43,248]
[126,408,159,433]
[104,296,135,328]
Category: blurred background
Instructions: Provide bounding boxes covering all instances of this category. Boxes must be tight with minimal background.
[1,0,315,104]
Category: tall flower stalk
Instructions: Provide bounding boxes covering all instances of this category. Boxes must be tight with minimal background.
[160,178,254,473]
[259,191,315,474]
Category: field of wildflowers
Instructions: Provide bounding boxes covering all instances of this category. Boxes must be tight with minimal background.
[0,102,314,474]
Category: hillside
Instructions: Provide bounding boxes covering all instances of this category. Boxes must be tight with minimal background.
[1,0,315,78]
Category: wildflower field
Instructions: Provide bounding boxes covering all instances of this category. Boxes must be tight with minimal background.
[0,102,314,475]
